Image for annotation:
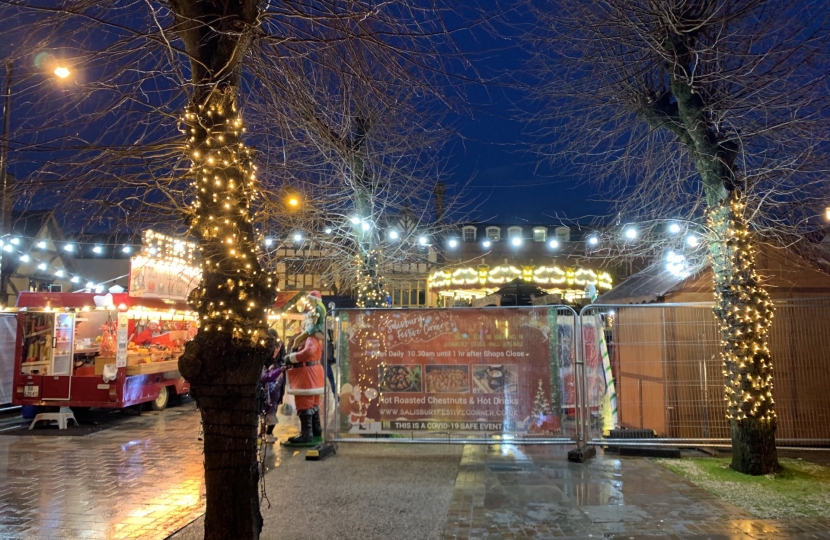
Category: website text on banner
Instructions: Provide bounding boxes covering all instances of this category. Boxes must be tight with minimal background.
[337,308,610,436]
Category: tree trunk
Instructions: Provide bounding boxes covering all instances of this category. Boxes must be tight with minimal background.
[184,332,264,540]
[708,195,779,475]
[177,88,277,539]
[730,417,778,475]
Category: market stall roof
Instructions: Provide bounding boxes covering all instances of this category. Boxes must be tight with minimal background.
[15,291,190,311]
[273,290,303,311]
[594,262,693,304]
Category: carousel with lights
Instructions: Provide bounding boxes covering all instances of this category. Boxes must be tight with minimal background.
[428,264,613,306]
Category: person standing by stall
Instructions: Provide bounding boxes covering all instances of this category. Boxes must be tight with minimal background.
[261,330,285,443]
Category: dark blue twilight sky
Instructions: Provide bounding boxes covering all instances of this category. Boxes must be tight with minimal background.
[440,12,612,225]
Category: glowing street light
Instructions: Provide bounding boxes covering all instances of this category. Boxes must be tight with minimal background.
[482,240,492,249]
[511,237,523,247]
[418,236,428,246]
[361,221,371,231]
[54,66,71,79]
[587,235,599,246]
[93,245,103,254]
[349,216,361,225]
[624,227,637,240]
[549,239,559,249]
[448,239,458,248]
[388,230,399,240]
[292,233,302,242]
[669,223,682,234]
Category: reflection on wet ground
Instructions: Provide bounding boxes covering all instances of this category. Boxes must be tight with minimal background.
[0,404,207,540]
[443,444,830,539]
[3,407,830,540]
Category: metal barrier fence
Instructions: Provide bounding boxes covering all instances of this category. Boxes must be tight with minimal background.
[323,300,830,448]
[581,300,830,448]
[331,306,583,445]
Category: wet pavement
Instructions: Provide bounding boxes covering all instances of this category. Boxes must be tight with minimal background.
[0,404,207,540]
[443,445,830,539]
[2,405,830,540]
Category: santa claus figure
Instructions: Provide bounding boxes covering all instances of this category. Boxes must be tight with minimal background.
[283,294,327,445]
[339,384,377,433]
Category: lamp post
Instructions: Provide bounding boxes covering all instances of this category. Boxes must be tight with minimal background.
[0,61,14,306]
[0,61,71,305]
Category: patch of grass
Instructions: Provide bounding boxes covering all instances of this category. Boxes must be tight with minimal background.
[657,457,830,518]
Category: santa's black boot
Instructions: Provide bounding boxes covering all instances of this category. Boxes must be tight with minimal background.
[293,411,314,444]
[311,405,322,437]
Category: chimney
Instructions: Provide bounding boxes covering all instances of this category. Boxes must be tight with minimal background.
[434,182,445,224]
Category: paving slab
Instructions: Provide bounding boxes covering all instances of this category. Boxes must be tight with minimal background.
[0,404,207,540]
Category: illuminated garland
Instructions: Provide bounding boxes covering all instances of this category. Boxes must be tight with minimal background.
[709,194,776,423]
[183,93,277,343]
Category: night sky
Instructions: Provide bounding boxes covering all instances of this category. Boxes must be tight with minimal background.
[440,10,611,226]
[1,4,615,229]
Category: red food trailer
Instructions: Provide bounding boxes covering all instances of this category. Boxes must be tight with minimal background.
[11,291,196,411]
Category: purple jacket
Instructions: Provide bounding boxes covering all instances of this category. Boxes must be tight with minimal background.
[262,365,285,415]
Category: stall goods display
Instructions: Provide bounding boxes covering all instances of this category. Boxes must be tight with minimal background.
[126,343,179,365]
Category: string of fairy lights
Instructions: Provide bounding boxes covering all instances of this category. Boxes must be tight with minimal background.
[709,196,776,424]
[183,98,277,344]
[0,235,133,292]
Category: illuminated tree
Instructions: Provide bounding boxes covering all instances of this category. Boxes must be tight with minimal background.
[1,1,469,538]
[527,0,830,474]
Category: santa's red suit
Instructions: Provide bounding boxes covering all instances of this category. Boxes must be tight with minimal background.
[286,334,324,411]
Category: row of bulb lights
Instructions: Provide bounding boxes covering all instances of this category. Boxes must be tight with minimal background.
[444,222,700,251]
[0,236,135,292]
[259,220,703,252]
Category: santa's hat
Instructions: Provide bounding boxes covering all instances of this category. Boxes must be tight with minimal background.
[307,290,322,300]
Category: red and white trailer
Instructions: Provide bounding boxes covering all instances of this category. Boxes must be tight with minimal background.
[11,291,195,411]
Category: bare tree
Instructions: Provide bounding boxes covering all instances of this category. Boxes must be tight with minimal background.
[245,42,462,306]
[1,1,468,537]
[526,0,830,474]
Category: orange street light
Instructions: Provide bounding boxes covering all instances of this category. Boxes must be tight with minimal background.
[54,66,71,79]
[287,195,300,208]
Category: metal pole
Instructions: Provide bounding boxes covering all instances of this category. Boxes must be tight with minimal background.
[0,61,12,307]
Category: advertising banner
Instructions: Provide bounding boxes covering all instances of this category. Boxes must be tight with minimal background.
[337,307,576,436]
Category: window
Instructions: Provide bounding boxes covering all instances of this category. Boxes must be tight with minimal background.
[462,226,477,242]
[533,227,547,242]
[507,226,523,240]
[485,226,501,242]
[390,280,428,307]
[555,226,571,242]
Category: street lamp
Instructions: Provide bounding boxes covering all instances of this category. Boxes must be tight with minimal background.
[0,60,71,304]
